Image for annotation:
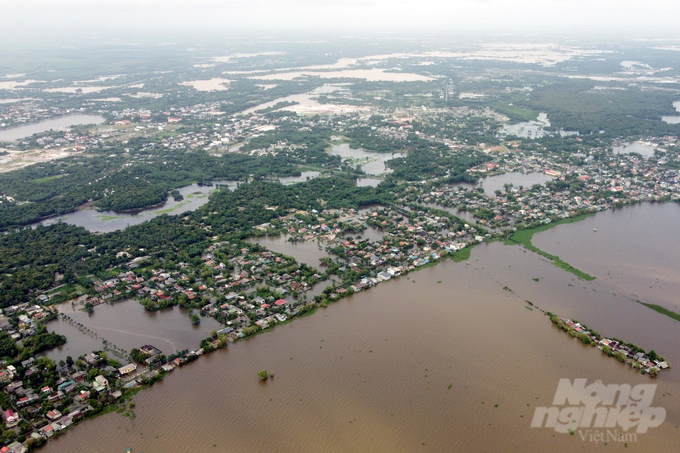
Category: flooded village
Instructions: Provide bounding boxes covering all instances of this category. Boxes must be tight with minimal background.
[1,43,680,452]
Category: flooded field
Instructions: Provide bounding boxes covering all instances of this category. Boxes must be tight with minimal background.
[278,171,320,185]
[481,171,554,195]
[330,143,396,175]
[252,68,433,82]
[356,177,382,187]
[249,235,331,268]
[242,84,363,116]
[43,86,114,94]
[613,141,658,157]
[39,173,318,233]
[40,180,238,233]
[41,203,680,452]
[0,114,105,142]
[182,78,232,91]
[501,113,578,138]
[43,298,223,362]
[662,101,680,124]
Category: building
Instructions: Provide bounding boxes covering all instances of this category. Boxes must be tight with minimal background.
[118,363,137,376]
[4,409,19,428]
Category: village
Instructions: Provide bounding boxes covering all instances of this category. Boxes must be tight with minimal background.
[550,315,670,377]
[2,67,680,452]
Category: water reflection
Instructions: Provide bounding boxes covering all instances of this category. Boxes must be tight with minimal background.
[44,298,223,362]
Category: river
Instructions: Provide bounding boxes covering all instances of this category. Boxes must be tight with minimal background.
[0,114,105,142]
[42,202,680,452]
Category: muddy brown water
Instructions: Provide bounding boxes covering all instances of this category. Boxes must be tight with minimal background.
[42,203,680,452]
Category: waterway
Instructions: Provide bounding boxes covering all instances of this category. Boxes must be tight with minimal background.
[0,114,105,142]
[43,298,223,362]
[42,202,680,451]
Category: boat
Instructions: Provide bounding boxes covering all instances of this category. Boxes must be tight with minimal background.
[593,228,597,232]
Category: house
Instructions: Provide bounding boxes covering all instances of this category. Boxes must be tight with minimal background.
[118,363,137,376]
[71,371,87,382]
[4,409,19,428]
[45,410,62,421]
[47,391,65,403]
[7,442,27,453]
[139,345,161,356]
[377,271,392,281]
[95,375,109,388]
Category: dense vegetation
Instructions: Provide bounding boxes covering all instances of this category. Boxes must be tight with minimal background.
[513,81,680,136]
[0,148,302,229]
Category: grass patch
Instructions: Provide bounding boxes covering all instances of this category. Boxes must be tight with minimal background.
[155,201,190,214]
[638,302,680,323]
[506,214,595,281]
[451,246,472,263]
[96,215,121,221]
[33,174,66,183]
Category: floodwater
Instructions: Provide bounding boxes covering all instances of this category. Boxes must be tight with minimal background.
[481,171,554,195]
[40,181,238,233]
[39,175,318,233]
[278,171,320,185]
[613,141,658,157]
[249,235,331,268]
[44,298,223,362]
[501,113,578,138]
[501,113,551,138]
[43,86,114,94]
[0,114,105,142]
[423,202,478,225]
[241,84,360,116]
[532,202,680,312]
[182,78,232,91]
[662,101,680,124]
[356,177,382,187]
[252,68,433,82]
[42,202,680,452]
[330,143,396,175]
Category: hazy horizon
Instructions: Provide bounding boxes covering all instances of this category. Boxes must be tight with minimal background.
[3,0,680,42]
